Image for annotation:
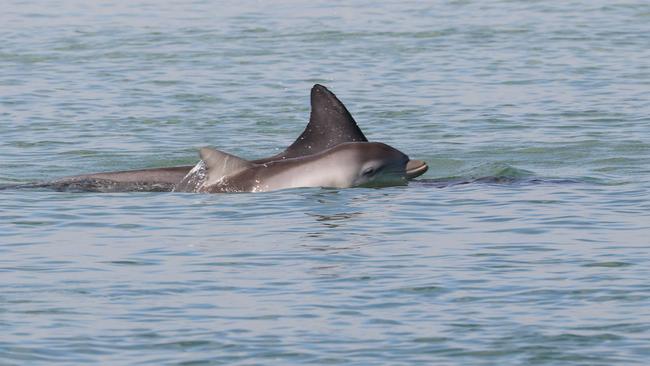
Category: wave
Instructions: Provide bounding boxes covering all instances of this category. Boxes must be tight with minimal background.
[412,162,582,188]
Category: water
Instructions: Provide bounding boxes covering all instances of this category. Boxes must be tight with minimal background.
[1,0,649,364]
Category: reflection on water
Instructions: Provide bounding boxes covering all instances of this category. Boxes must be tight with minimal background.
[307,211,362,228]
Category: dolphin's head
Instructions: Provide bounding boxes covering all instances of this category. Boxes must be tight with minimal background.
[264,142,424,191]
[327,142,411,188]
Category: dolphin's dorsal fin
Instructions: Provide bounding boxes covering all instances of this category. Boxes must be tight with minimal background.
[293,84,368,153]
[259,84,368,163]
[199,147,254,185]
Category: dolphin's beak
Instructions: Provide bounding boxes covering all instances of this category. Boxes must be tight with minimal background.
[406,159,428,179]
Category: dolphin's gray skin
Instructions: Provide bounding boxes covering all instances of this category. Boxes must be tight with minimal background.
[46,166,191,192]
[179,142,410,193]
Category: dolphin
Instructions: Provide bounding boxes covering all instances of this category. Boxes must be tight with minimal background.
[179,142,411,193]
[174,84,427,191]
[20,85,427,192]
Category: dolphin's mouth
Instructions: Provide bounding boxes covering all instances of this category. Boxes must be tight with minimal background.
[406,160,428,179]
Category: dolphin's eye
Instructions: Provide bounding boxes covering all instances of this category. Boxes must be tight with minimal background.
[362,167,376,176]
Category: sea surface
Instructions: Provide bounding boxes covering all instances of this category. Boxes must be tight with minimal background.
[1,0,649,364]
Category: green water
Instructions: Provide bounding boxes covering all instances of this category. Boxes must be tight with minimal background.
[1,0,649,364]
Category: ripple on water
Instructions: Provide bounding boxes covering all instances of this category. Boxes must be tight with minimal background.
[2,0,650,365]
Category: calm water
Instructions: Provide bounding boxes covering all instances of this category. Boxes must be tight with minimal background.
[1,0,650,364]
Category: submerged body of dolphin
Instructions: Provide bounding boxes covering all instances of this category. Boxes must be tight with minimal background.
[177,142,411,193]
[45,85,426,192]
